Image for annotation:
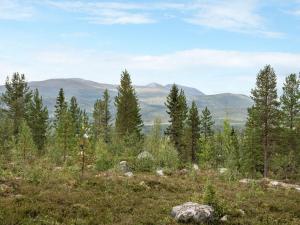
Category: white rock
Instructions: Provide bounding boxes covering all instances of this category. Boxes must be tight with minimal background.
[193,164,199,170]
[119,161,130,173]
[296,187,300,192]
[220,215,228,221]
[137,151,154,160]
[239,178,255,184]
[219,168,228,174]
[171,202,214,223]
[238,209,245,216]
[124,172,133,177]
[156,169,164,176]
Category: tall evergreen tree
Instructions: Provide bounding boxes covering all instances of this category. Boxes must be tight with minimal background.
[1,73,32,135]
[165,84,188,159]
[186,101,201,163]
[200,107,214,140]
[115,70,143,139]
[69,96,82,135]
[27,89,49,153]
[54,88,67,126]
[251,65,279,177]
[93,99,104,141]
[102,89,111,143]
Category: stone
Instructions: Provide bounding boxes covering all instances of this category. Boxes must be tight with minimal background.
[0,184,12,193]
[137,151,154,160]
[179,168,188,175]
[124,172,133,177]
[219,168,228,174]
[119,161,130,173]
[220,215,228,221]
[156,169,164,176]
[239,178,256,184]
[139,181,150,189]
[171,202,214,223]
[238,209,245,216]
[193,164,199,170]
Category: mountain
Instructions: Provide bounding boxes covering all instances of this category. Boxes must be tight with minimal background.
[0,78,253,126]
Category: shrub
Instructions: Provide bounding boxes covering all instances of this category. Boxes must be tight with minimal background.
[153,138,179,169]
[95,140,114,171]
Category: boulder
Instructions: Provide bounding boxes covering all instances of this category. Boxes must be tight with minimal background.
[156,169,164,176]
[171,202,214,223]
[124,172,133,177]
[119,161,130,173]
[220,215,228,222]
[237,209,245,216]
[193,164,199,170]
[219,168,228,174]
[179,168,189,175]
[137,151,154,160]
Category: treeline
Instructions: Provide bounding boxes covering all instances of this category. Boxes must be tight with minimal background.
[0,65,299,179]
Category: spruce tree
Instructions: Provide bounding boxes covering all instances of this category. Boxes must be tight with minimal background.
[54,88,67,126]
[69,96,82,135]
[1,73,32,135]
[102,89,111,143]
[115,70,143,139]
[251,65,279,177]
[165,84,188,159]
[18,120,36,160]
[28,89,49,153]
[93,99,104,141]
[200,107,214,140]
[186,101,201,163]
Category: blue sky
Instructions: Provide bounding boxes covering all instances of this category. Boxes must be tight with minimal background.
[1,0,300,94]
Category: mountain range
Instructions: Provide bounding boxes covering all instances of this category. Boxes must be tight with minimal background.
[0,78,253,126]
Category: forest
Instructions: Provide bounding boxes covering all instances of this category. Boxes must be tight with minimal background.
[0,65,300,225]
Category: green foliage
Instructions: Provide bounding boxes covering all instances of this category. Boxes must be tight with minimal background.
[0,113,14,160]
[27,89,49,153]
[69,96,82,135]
[200,106,214,140]
[95,139,114,171]
[165,84,188,161]
[54,88,67,127]
[186,101,201,163]
[1,73,32,136]
[115,70,143,140]
[17,120,36,160]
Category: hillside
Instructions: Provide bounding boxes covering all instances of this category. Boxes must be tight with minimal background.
[0,78,252,125]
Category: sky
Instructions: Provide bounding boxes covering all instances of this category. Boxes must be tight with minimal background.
[1,0,300,94]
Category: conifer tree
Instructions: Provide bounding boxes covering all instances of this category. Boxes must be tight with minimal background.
[93,99,104,141]
[54,88,67,126]
[27,89,49,153]
[102,89,111,143]
[165,84,188,159]
[56,109,75,162]
[18,120,36,160]
[1,73,32,135]
[251,65,279,177]
[200,107,214,140]
[186,101,201,163]
[69,96,82,135]
[115,70,143,139]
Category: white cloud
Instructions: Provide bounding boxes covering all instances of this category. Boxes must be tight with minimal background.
[1,48,299,94]
[0,0,34,20]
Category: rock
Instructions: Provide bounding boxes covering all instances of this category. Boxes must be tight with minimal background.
[296,187,300,192]
[14,194,24,200]
[239,178,256,184]
[179,168,188,175]
[193,164,199,170]
[171,202,214,223]
[220,215,228,222]
[0,184,12,193]
[237,209,245,216]
[86,164,94,169]
[156,169,164,176]
[139,181,150,189]
[54,166,63,171]
[119,161,130,173]
[124,172,133,177]
[137,151,154,160]
[219,168,228,174]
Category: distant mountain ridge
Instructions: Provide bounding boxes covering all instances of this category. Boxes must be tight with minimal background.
[0,78,253,126]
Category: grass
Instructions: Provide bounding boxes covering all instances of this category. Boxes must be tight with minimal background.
[0,162,300,225]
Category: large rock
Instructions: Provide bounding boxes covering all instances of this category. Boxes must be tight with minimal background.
[156,169,164,176]
[171,202,214,223]
[119,161,130,173]
[137,151,154,160]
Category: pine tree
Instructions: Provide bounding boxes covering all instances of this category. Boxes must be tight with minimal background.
[93,99,104,141]
[115,70,143,139]
[27,89,49,153]
[1,73,32,135]
[56,109,75,162]
[69,96,82,135]
[200,107,214,140]
[54,88,67,126]
[165,84,188,160]
[18,120,36,160]
[251,65,279,177]
[102,89,111,143]
[186,101,201,163]
[280,73,300,130]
